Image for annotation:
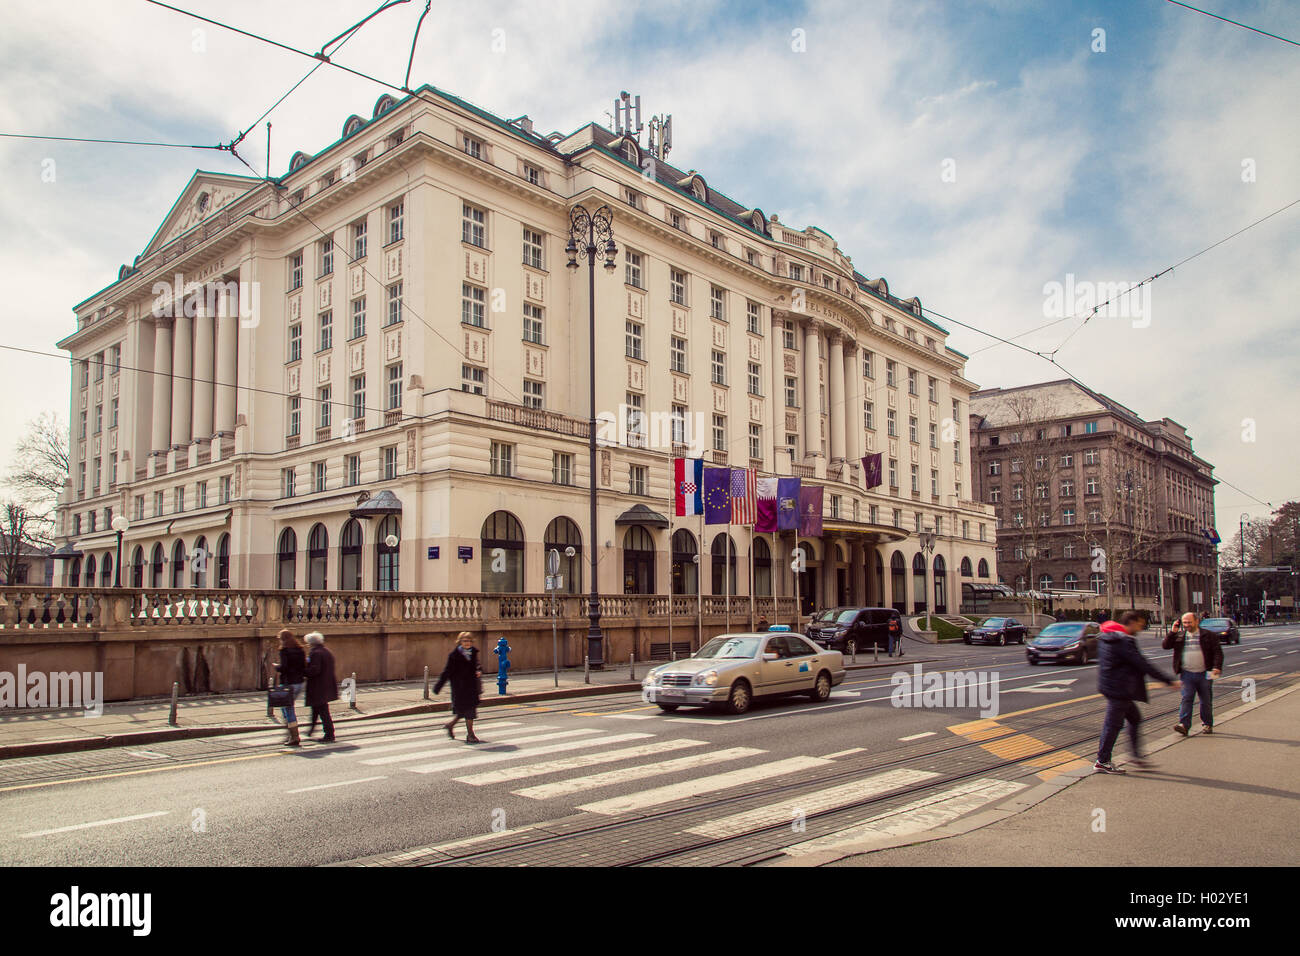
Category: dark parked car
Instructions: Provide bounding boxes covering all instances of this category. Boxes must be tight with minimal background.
[1198,617,1241,646]
[1026,621,1100,665]
[807,606,902,654]
[965,616,1029,646]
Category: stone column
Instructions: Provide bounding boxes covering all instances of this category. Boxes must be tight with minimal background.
[769,310,785,468]
[192,301,214,444]
[151,318,173,453]
[828,331,846,463]
[170,311,193,448]
[851,541,865,605]
[845,343,863,470]
[801,319,820,457]
[214,300,238,437]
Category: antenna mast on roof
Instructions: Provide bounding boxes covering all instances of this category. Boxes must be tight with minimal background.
[613,91,643,139]
[647,113,672,160]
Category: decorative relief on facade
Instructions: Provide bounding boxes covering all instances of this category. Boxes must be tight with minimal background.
[627,289,643,319]
[749,397,762,422]
[288,367,300,394]
[109,432,117,451]
[317,355,330,384]
[748,338,762,361]
[627,363,644,390]
[350,265,365,296]
[865,432,876,452]
[783,354,797,373]
[525,272,545,304]
[909,397,917,416]
[929,404,938,422]
[889,438,898,457]
[713,388,726,412]
[350,343,365,372]
[887,390,897,409]
[910,446,919,465]
[406,429,416,470]
[525,347,545,377]
[464,250,487,283]
[711,323,726,348]
[463,330,486,363]
[317,280,331,310]
[785,411,798,432]
[93,437,101,456]
[233,463,242,497]
[673,375,688,402]
[600,449,612,488]
[672,309,686,334]
[111,378,119,397]
[385,328,402,361]
[289,295,301,321]
[386,248,402,280]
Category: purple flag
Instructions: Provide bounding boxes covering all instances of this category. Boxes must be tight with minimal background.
[755,477,779,533]
[798,485,824,537]
[702,467,731,525]
[776,478,801,531]
[862,452,883,489]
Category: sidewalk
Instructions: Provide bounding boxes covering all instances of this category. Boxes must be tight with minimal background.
[823,680,1300,866]
[0,654,929,758]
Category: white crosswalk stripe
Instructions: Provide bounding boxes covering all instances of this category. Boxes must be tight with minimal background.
[361,728,605,767]
[454,738,709,786]
[684,768,941,839]
[513,747,765,801]
[576,755,831,816]
[401,733,656,774]
[327,722,541,758]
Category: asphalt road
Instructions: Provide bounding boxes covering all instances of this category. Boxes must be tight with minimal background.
[1,625,1296,866]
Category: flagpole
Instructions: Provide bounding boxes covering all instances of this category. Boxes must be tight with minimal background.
[748,523,756,631]
[793,531,801,630]
[725,514,732,635]
[772,530,780,624]
[697,512,704,650]
[667,512,674,661]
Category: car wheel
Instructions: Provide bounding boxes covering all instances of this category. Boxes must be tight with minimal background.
[808,671,832,702]
[726,680,752,715]
[657,703,679,712]
[964,637,971,645]
[1027,657,1038,665]
[998,633,1007,647]
[846,639,857,656]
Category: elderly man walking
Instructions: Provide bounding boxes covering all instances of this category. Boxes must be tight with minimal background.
[1164,612,1223,736]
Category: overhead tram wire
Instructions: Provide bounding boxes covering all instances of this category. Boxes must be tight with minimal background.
[0,132,232,151]
[1165,1,1300,47]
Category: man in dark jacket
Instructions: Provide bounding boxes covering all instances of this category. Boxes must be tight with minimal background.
[304,632,339,742]
[1163,612,1224,736]
[1094,610,1176,774]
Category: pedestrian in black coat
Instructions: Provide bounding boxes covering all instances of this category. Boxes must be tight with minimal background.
[434,631,483,743]
[304,632,338,742]
[1093,610,1175,774]
[272,629,307,746]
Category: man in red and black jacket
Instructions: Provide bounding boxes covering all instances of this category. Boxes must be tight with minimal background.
[1094,610,1176,774]
[1163,612,1224,736]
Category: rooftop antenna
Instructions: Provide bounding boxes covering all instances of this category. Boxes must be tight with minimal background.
[648,113,672,160]
[613,91,643,139]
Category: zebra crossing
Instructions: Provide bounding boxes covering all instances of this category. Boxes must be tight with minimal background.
[231,713,1033,858]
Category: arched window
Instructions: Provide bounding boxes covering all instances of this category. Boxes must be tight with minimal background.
[960,556,973,577]
[100,552,113,587]
[933,555,947,614]
[670,529,698,596]
[1038,574,1053,591]
[376,516,400,591]
[150,544,164,587]
[890,553,907,613]
[481,511,524,593]
[84,554,96,588]
[307,524,328,590]
[711,533,737,596]
[1089,571,1105,594]
[216,534,230,589]
[543,517,581,595]
[171,540,186,588]
[192,536,207,588]
[912,553,928,613]
[68,556,81,588]
[339,519,363,591]
[753,537,772,597]
[977,558,990,579]
[277,529,297,590]
[1015,575,1026,591]
[623,141,637,164]
[622,526,656,595]
[1064,572,1078,589]
[131,545,144,588]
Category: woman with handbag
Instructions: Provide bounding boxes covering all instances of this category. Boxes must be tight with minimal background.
[272,629,307,746]
[434,631,483,743]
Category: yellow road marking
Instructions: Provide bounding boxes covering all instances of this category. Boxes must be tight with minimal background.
[0,751,282,794]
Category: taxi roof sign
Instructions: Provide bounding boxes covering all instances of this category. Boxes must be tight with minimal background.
[766,624,791,631]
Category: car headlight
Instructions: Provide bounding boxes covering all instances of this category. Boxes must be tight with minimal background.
[1062,642,1081,651]
[693,670,719,687]
[644,671,662,685]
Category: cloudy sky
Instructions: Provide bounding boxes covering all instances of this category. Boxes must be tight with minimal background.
[1,0,1296,538]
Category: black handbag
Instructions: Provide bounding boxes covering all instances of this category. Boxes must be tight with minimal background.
[268,684,295,708]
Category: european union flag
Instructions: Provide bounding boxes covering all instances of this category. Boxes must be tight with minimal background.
[703,467,731,525]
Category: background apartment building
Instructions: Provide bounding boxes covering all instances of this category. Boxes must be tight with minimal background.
[970,380,1218,614]
[55,85,995,613]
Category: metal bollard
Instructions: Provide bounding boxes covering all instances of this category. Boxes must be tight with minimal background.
[350,672,358,710]
[629,650,636,681]
[584,656,590,685]
[168,682,179,727]
[873,644,878,663]
[422,665,430,700]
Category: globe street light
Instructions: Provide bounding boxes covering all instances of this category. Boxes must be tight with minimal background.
[566,202,617,670]
[110,515,130,587]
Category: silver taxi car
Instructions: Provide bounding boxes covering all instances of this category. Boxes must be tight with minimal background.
[642,629,846,715]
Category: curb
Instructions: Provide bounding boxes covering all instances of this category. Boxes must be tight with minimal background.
[0,656,932,761]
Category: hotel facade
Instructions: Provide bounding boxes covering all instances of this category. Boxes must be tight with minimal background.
[55,85,996,619]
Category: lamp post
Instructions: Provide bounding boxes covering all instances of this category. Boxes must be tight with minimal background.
[110,515,130,587]
[566,202,618,670]
[1240,512,1249,620]
[919,528,936,632]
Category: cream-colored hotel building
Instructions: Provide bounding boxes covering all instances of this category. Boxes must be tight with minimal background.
[56,85,996,616]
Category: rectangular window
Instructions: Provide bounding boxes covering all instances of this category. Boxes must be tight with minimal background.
[864,400,874,429]
[783,320,797,351]
[711,350,727,386]
[523,379,544,409]
[626,392,645,446]
[1061,479,1075,496]
[670,336,687,374]
[552,452,572,485]
[134,495,144,520]
[523,163,541,186]
[1084,420,1099,434]
[709,285,725,320]
[789,263,804,281]
[109,345,121,374]
[625,321,644,360]
[748,423,762,461]
[387,363,402,410]
[1084,449,1099,465]
[351,298,366,339]
[670,269,687,306]
[746,301,761,335]
[462,283,486,327]
[712,414,726,452]
[174,485,183,512]
[889,459,898,488]
[747,361,761,396]
[462,202,486,247]
[785,377,799,408]
[931,469,939,496]
[929,422,938,449]
[386,282,402,326]
[317,386,331,429]
[625,250,643,288]
[1063,508,1076,525]
[78,411,86,440]
[909,416,918,444]
[523,303,544,344]
[887,409,897,438]
[671,405,687,445]
[886,360,896,388]
[928,377,937,402]
[288,323,302,362]
[153,490,163,515]
[346,454,360,487]
[320,237,334,276]
[989,488,1001,503]
[388,200,404,244]
[461,364,485,395]
[383,445,398,480]
[352,219,367,260]
[288,396,301,437]
[989,460,1001,476]
[318,310,332,351]
[282,468,296,498]
[490,441,514,477]
[911,464,920,494]
[907,369,918,396]
[313,461,327,494]
[350,374,365,420]
[629,464,647,496]
[290,253,303,290]
[93,404,102,435]
[522,227,545,269]
[863,351,874,379]
[109,453,118,487]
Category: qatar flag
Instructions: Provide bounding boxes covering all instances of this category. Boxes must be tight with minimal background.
[755,477,779,532]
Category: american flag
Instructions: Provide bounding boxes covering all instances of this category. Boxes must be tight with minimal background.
[729,467,756,525]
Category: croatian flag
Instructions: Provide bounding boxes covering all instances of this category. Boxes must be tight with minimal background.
[1201,527,1221,545]
[730,467,757,525]
[862,452,884,490]
[755,477,780,533]
[674,457,703,517]
[703,467,732,525]
[776,477,801,531]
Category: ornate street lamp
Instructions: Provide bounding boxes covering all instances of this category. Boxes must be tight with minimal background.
[111,515,130,588]
[566,203,618,669]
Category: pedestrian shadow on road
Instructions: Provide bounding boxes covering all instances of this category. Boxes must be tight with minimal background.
[1200,732,1300,749]
[1125,771,1300,802]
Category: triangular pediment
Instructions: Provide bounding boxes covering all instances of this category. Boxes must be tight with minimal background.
[140,170,261,259]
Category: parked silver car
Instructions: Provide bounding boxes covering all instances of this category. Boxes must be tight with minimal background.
[642,629,846,715]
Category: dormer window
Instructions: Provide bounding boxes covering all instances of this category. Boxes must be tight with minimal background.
[623,142,637,163]
[692,180,706,202]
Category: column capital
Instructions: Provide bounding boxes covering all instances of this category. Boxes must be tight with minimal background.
[153,315,175,331]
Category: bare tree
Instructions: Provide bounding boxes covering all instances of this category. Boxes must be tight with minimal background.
[1,502,43,584]
[1000,394,1066,616]
[7,412,69,520]
[1073,434,1158,611]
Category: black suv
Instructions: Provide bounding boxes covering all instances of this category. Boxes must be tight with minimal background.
[807,607,902,654]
